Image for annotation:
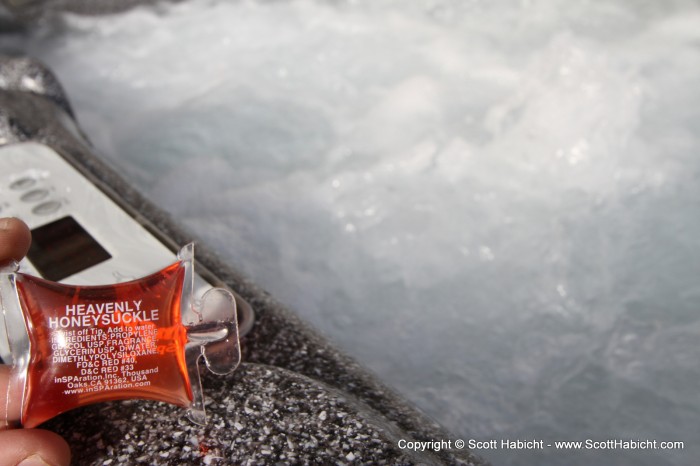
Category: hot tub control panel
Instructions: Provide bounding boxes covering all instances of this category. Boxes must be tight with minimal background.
[0,142,254,362]
[1,142,178,285]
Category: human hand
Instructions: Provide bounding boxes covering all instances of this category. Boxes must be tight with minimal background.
[0,218,70,466]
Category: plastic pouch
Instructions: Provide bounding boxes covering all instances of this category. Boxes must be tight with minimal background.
[0,243,240,428]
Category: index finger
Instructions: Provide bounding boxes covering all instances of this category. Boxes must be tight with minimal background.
[0,218,31,265]
[0,218,30,424]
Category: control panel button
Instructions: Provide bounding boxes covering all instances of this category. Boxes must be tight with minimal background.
[10,177,37,190]
[32,200,62,216]
[21,189,50,203]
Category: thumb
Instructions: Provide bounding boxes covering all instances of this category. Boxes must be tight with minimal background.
[0,429,71,466]
[1,368,71,466]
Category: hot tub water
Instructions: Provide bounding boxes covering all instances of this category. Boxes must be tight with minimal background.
[7,1,700,464]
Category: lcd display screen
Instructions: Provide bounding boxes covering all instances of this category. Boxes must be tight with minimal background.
[27,216,112,281]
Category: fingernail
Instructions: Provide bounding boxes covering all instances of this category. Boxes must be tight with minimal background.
[18,455,54,466]
[0,218,10,230]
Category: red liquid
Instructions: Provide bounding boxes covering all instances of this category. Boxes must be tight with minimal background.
[16,262,191,428]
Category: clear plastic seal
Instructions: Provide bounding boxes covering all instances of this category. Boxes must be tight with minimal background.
[0,243,240,428]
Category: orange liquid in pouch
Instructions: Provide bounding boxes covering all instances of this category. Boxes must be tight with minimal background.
[16,262,191,428]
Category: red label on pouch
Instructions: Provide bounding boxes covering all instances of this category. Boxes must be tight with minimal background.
[16,261,192,428]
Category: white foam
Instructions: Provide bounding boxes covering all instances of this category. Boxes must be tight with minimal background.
[13,1,700,463]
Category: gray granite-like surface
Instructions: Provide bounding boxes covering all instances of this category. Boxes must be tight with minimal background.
[0,54,489,465]
[46,364,449,465]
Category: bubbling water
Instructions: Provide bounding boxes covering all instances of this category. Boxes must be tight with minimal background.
[7,0,700,464]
